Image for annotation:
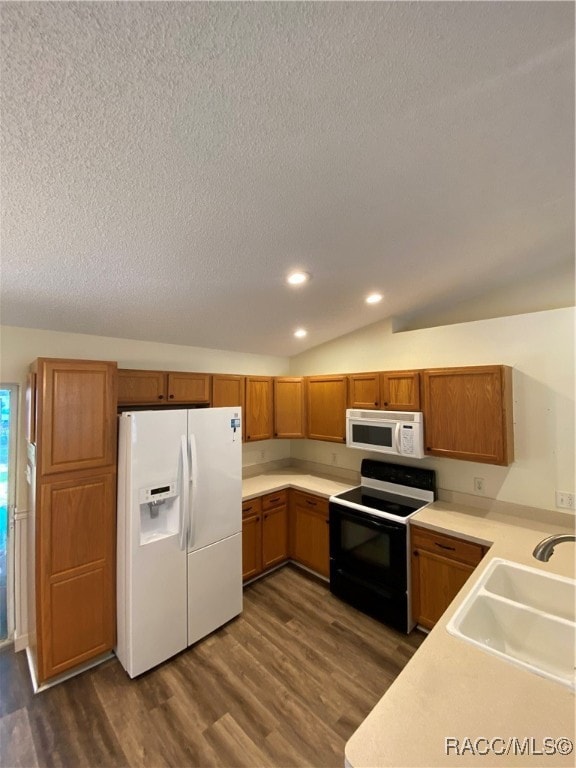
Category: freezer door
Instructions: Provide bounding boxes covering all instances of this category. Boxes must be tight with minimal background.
[116,410,188,677]
[187,407,242,553]
[187,532,243,646]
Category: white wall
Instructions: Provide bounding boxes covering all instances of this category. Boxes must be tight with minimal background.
[0,324,291,513]
[289,308,575,513]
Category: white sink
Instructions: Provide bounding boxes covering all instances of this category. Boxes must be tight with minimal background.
[447,558,576,690]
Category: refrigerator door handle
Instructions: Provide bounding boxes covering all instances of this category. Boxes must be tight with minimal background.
[188,433,198,548]
[179,434,190,551]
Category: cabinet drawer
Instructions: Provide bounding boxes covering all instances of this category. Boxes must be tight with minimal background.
[262,490,287,511]
[291,490,328,515]
[242,497,262,516]
[411,526,485,566]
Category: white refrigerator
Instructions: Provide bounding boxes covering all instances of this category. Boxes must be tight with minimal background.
[116,407,243,678]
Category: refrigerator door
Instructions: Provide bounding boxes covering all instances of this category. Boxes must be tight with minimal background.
[186,407,242,553]
[116,410,188,677]
[187,532,243,646]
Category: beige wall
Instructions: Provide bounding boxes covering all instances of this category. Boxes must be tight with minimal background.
[289,307,575,513]
[0,325,291,512]
[1,307,574,515]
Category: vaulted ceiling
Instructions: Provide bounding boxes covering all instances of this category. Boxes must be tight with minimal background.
[1,2,574,356]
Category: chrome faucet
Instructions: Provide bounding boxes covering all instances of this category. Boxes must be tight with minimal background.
[532,534,576,562]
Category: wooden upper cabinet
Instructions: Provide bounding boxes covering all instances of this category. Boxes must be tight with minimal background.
[421,365,514,465]
[118,369,211,405]
[381,370,420,411]
[118,369,166,404]
[166,372,211,404]
[245,377,273,441]
[35,359,117,476]
[348,373,380,409]
[306,375,347,442]
[212,375,245,410]
[348,370,420,410]
[274,377,306,438]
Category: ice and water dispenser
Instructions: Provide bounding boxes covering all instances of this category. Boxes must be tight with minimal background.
[138,481,180,544]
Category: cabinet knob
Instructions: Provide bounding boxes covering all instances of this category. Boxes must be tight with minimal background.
[264,513,268,519]
[169,394,174,399]
[383,401,388,406]
[413,550,419,556]
[158,394,164,400]
[374,402,378,406]
[435,542,456,552]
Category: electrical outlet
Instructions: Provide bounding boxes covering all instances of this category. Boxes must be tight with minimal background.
[473,477,485,494]
[555,491,575,510]
[260,449,266,461]
[331,452,337,465]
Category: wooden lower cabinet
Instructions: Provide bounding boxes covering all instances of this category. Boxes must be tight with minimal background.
[242,489,329,581]
[38,470,116,678]
[262,492,289,569]
[411,525,487,630]
[242,498,263,581]
[289,490,330,578]
[242,491,288,581]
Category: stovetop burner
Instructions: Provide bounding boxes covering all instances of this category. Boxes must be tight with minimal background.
[329,458,437,523]
[333,486,426,518]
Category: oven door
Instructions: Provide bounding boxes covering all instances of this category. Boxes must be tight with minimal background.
[329,501,409,632]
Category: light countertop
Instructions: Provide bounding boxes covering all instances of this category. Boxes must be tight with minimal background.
[242,470,353,501]
[242,470,576,768]
[347,500,576,768]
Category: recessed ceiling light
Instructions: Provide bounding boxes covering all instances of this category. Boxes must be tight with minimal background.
[366,292,383,304]
[287,271,310,286]
[294,328,307,338]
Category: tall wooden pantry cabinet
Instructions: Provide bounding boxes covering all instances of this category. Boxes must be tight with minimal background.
[26,358,118,685]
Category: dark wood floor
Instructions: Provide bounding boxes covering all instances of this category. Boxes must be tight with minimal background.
[0,566,425,768]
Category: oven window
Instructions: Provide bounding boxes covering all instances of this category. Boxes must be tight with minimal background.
[351,423,393,447]
[341,518,391,568]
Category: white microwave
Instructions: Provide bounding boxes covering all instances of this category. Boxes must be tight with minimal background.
[346,409,425,459]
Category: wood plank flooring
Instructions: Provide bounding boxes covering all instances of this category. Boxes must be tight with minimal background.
[0,566,425,768]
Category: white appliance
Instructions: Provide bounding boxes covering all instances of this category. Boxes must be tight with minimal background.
[116,407,243,678]
[346,409,425,458]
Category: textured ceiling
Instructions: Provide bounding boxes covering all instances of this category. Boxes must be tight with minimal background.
[1,1,574,357]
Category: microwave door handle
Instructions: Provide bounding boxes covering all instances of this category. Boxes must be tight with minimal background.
[394,422,402,453]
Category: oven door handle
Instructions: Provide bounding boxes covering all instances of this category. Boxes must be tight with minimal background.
[334,508,403,533]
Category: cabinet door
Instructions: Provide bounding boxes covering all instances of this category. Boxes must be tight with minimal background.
[421,366,513,465]
[37,471,116,681]
[290,491,329,577]
[262,491,289,569]
[306,376,347,442]
[274,378,305,438]
[381,371,420,410]
[411,526,486,630]
[348,373,380,409]
[167,373,211,404]
[212,375,245,410]
[245,377,273,441]
[242,498,262,581]
[118,369,167,405]
[37,359,117,475]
